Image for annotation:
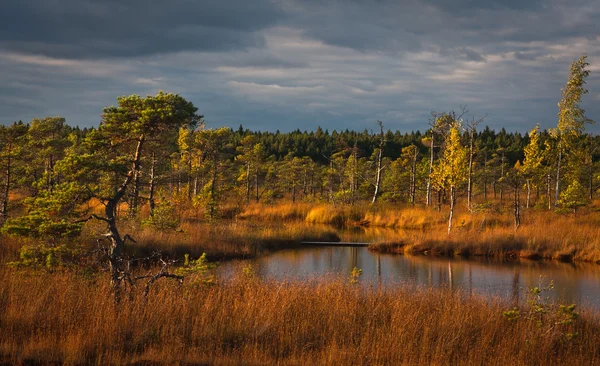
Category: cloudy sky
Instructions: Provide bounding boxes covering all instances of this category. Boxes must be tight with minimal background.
[1,0,599,133]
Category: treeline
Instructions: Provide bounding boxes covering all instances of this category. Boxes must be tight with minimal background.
[1,109,598,213]
[0,56,597,234]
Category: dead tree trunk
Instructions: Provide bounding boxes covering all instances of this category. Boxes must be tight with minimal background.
[371,120,385,204]
[148,152,156,217]
[255,166,259,202]
[410,147,418,206]
[526,179,531,209]
[513,181,521,229]
[448,186,456,234]
[466,116,484,209]
[499,152,505,204]
[427,133,435,206]
[209,152,218,219]
[547,173,552,210]
[246,161,251,203]
[555,149,562,207]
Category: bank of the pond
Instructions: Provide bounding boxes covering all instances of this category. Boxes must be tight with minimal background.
[368,230,600,264]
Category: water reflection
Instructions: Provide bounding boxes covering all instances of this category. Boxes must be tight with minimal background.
[219,247,600,310]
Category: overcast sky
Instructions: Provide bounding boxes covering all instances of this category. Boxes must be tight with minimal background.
[1,0,599,133]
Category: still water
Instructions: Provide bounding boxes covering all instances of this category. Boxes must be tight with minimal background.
[219,246,600,310]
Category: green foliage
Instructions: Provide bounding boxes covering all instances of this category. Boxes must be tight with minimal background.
[242,263,256,279]
[557,55,593,139]
[559,179,589,212]
[3,182,86,241]
[8,244,82,270]
[142,201,179,231]
[175,253,215,286]
[520,125,544,183]
[502,308,520,322]
[432,122,468,191]
[349,267,363,284]
[503,277,579,339]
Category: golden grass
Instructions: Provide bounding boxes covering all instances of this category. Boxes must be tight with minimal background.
[363,207,447,229]
[370,210,600,263]
[100,221,341,261]
[239,202,313,221]
[1,268,599,365]
[242,202,489,229]
[234,201,600,264]
[305,204,364,226]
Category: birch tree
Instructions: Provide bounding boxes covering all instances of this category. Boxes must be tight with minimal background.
[433,122,468,234]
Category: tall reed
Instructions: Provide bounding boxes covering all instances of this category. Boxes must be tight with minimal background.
[1,268,599,365]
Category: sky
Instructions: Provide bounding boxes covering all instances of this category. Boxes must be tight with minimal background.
[1,0,599,133]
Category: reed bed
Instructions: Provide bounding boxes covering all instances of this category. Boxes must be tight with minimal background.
[239,202,314,221]
[371,211,600,263]
[88,221,342,261]
[236,202,600,264]
[1,267,599,365]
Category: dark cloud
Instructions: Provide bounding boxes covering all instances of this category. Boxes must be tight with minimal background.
[422,0,547,12]
[281,0,600,59]
[0,0,599,133]
[440,47,487,62]
[0,0,285,58]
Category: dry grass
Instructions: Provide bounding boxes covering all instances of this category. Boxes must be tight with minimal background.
[363,207,447,229]
[305,204,365,226]
[95,221,342,261]
[1,268,599,365]
[370,210,600,263]
[236,202,600,264]
[3,201,600,364]
[239,202,313,221]
[242,202,480,229]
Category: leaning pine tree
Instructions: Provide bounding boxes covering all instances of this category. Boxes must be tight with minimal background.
[5,92,202,294]
[552,54,594,205]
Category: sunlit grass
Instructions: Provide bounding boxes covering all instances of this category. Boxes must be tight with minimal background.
[236,201,600,263]
[0,268,598,364]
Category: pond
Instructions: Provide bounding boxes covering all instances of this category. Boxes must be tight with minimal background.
[219,245,600,310]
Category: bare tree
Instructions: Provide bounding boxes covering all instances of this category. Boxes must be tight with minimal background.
[466,114,486,210]
[371,120,385,204]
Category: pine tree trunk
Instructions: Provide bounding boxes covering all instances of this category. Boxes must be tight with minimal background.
[107,135,145,290]
[246,162,251,203]
[410,150,417,206]
[255,167,259,202]
[589,163,594,201]
[483,152,488,200]
[129,170,141,218]
[209,154,218,219]
[500,153,505,204]
[0,142,11,225]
